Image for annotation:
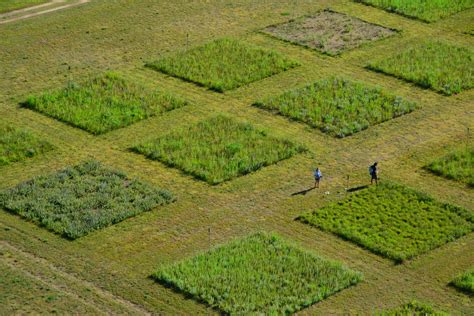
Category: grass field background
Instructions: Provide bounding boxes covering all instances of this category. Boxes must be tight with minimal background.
[0,0,49,14]
[0,0,473,314]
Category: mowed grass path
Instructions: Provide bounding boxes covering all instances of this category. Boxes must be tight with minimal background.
[0,0,49,14]
[153,233,362,314]
[426,147,474,187]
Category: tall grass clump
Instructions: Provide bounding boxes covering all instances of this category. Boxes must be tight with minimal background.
[132,115,305,184]
[354,0,474,23]
[425,147,474,187]
[146,38,299,92]
[0,0,48,14]
[153,232,362,315]
[22,72,188,135]
[368,41,474,95]
[451,268,474,294]
[0,160,174,239]
[298,182,474,263]
[378,301,449,315]
[0,126,53,166]
[254,77,417,138]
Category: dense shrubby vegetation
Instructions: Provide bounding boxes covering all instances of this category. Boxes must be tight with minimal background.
[378,301,448,315]
[298,182,473,262]
[133,115,305,184]
[0,126,53,166]
[23,72,188,135]
[368,41,474,95]
[153,232,362,315]
[0,160,174,239]
[426,147,473,187]
[254,77,417,138]
[354,0,474,22]
[451,268,474,294]
[0,0,48,14]
[146,38,299,92]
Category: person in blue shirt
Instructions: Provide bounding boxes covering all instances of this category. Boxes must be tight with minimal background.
[314,167,322,188]
[369,162,378,185]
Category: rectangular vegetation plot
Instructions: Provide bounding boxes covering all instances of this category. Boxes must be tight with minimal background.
[254,77,417,138]
[0,0,49,14]
[368,41,474,95]
[263,10,396,56]
[0,161,174,239]
[146,38,299,92]
[425,147,473,187]
[451,268,474,294]
[133,116,305,184]
[378,301,448,315]
[153,233,362,315]
[298,182,474,262]
[23,72,188,135]
[354,0,474,23]
[0,126,53,166]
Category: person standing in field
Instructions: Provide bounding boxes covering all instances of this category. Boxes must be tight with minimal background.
[369,162,378,185]
[314,167,322,188]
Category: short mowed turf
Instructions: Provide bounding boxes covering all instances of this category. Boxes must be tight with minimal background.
[0,160,174,239]
[378,301,448,315]
[0,0,48,14]
[298,182,474,262]
[425,147,474,187]
[0,126,53,166]
[263,10,396,55]
[451,268,474,294]
[132,115,305,184]
[146,38,299,92]
[368,41,474,95]
[354,0,474,23]
[153,232,362,315]
[254,77,417,138]
[23,72,188,135]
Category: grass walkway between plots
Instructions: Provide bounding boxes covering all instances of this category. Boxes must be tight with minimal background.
[0,161,174,239]
[451,268,474,294]
[153,233,362,315]
[0,126,53,166]
[368,41,474,96]
[132,115,305,184]
[354,0,474,23]
[425,147,473,187]
[263,10,396,56]
[0,0,49,14]
[378,301,448,315]
[254,77,417,138]
[298,182,474,263]
[146,38,299,92]
[22,72,188,135]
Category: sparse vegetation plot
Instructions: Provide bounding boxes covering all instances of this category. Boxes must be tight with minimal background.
[451,268,474,294]
[153,232,362,315]
[254,77,417,138]
[354,0,474,23]
[23,73,188,135]
[298,182,474,262]
[0,0,48,14]
[146,38,299,92]
[263,10,396,55]
[426,147,474,187]
[0,126,52,166]
[379,301,448,315]
[133,116,305,184]
[0,160,174,239]
[368,41,474,95]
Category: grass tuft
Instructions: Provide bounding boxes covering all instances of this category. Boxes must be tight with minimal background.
[451,268,474,294]
[378,301,449,315]
[425,147,474,187]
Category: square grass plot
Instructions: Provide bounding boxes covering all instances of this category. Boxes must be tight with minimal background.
[146,38,299,92]
[451,268,474,294]
[368,41,474,95]
[263,10,396,55]
[153,233,362,314]
[0,161,174,239]
[425,147,474,187]
[254,77,417,138]
[298,182,474,262]
[354,0,474,23]
[23,72,188,135]
[133,116,305,184]
[0,126,53,166]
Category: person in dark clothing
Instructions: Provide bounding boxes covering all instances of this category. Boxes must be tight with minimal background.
[369,162,378,185]
[314,167,322,188]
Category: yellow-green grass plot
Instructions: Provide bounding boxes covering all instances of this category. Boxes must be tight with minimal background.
[378,301,449,315]
[0,126,53,166]
[0,161,174,239]
[146,38,299,92]
[0,0,48,14]
[451,268,474,294]
[23,73,188,135]
[254,77,417,138]
[354,0,474,23]
[425,147,473,187]
[368,41,474,96]
[298,182,474,263]
[133,115,305,184]
[153,233,362,315]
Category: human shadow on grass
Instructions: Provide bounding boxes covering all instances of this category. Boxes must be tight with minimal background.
[346,185,369,193]
[291,187,315,196]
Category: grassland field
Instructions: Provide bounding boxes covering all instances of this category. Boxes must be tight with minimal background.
[0,0,473,315]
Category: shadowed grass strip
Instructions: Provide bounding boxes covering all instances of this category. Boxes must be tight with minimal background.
[378,301,449,315]
[425,147,474,187]
[153,232,362,315]
[451,268,474,294]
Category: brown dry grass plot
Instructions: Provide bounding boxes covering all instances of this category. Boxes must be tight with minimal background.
[262,10,396,56]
